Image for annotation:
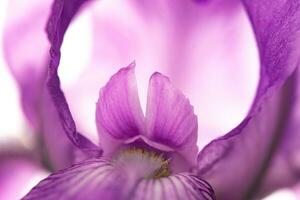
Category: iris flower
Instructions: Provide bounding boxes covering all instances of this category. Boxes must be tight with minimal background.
[2,0,300,199]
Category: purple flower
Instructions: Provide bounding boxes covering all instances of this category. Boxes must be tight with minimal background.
[2,0,300,199]
[24,63,216,199]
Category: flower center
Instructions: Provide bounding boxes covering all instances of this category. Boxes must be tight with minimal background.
[113,147,170,179]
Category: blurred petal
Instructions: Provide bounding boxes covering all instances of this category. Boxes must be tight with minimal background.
[23,158,215,200]
[3,0,51,130]
[197,0,300,199]
[145,72,198,165]
[96,64,145,155]
[46,0,101,154]
[0,157,47,200]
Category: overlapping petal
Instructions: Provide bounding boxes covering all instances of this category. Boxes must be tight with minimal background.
[197,0,300,199]
[23,158,215,200]
[96,64,198,165]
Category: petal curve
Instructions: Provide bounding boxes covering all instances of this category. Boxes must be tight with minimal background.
[46,0,101,154]
[197,0,300,199]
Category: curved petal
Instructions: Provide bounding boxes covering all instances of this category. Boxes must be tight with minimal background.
[145,72,198,165]
[197,0,300,199]
[23,158,215,200]
[96,64,145,156]
[46,0,101,154]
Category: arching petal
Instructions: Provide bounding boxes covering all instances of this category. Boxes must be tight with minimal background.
[23,159,215,200]
[46,0,101,154]
[197,0,300,199]
[145,72,198,165]
[96,64,145,156]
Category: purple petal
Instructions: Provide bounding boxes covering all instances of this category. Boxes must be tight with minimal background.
[145,72,198,165]
[96,64,145,156]
[46,0,101,153]
[197,0,300,199]
[23,158,215,200]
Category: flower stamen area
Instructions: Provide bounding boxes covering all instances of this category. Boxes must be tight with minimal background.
[113,147,170,179]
